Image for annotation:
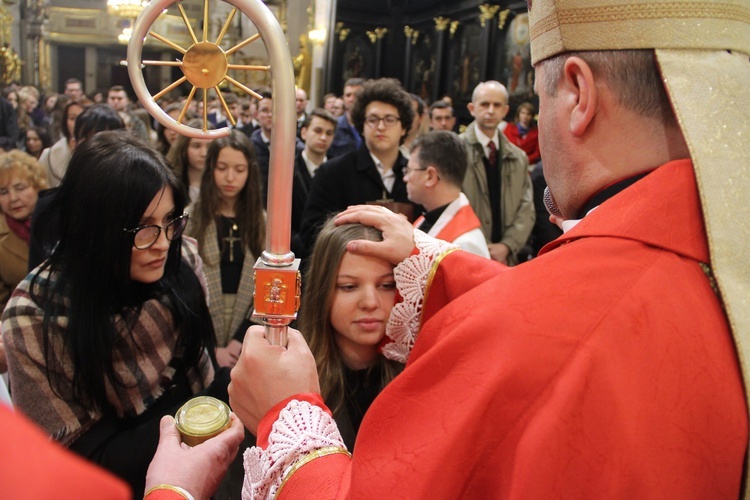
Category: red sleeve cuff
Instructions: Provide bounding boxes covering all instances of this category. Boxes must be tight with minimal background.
[256,393,331,448]
[144,488,189,500]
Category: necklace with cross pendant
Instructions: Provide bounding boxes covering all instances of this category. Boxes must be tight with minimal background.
[223,219,240,263]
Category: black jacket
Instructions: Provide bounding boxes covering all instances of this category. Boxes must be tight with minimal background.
[251,128,304,207]
[299,145,416,256]
[291,150,314,256]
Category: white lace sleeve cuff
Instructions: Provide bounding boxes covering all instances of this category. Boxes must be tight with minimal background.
[383,230,459,363]
[242,400,350,500]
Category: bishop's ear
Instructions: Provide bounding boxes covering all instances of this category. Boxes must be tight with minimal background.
[562,56,598,137]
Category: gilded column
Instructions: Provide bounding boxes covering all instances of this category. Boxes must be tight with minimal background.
[403,26,418,89]
[478,4,500,81]
[367,27,387,78]
[433,16,450,101]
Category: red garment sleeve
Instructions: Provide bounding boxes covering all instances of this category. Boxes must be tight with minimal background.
[276,453,353,499]
[422,250,506,326]
[256,393,332,448]
[254,393,353,498]
[0,404,131,500]
[144,489,190,500]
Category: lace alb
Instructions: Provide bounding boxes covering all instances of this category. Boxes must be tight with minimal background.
[242,400,347,499]
[384,230,459,363]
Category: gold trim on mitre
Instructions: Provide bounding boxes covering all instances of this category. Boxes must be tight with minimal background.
[527,0,750,495]
[528,0,750,64]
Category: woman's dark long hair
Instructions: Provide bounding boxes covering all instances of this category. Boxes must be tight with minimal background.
[73,104,124,143]
[32,130,215,411]
[190,130,265,260]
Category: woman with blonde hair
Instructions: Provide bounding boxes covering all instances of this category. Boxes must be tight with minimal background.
[16,86,41,137]
[0,150,48,372]
[299,218,403,449]
[0,150,48,311]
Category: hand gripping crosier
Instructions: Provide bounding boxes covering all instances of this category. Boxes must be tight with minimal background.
[127,0,300,346]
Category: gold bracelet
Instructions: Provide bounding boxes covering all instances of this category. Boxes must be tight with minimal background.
[274,446,351,499]
[144,484,194,500]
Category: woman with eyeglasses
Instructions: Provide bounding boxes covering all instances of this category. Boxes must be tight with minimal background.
[1,131,227,495]
[186,130,265,368]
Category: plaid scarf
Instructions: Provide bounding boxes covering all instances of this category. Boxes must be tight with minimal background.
[2,268,214,446]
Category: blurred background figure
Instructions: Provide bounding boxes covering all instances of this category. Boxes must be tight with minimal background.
[0,150,48,318]
[23,126,51,160]
[40,100,86,187]
[165,118,213,205]
[503,101,540,165]
[428,100,456,132]
[154,102,194,155]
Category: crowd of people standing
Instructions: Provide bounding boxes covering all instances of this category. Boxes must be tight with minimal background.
[0,69,557,499]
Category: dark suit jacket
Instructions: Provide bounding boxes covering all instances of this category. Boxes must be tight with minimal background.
[291,150,314,256]
[327,114,360,159]
[299,146,416,256]
[0,98,19,142]
[251,128,304,207]
[237,122,256,138]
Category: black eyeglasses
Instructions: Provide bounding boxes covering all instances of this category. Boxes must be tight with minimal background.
[124,213,189,250]
[364,115,401,128]
[404,166,427,175]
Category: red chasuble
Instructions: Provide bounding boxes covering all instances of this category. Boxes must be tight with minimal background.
[269,160,747,498]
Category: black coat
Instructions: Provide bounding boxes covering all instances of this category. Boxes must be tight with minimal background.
[291,150,314,256]
[251,128,304,208]
[299,145,417,256]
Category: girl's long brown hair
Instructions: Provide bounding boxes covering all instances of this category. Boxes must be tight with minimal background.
[299,218,403,414]
[189,130,265,262]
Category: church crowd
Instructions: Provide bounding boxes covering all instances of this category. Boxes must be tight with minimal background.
[0,70,552,498]
[1,0,749,498]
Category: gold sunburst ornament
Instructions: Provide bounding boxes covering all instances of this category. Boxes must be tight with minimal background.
[128,0,294,140]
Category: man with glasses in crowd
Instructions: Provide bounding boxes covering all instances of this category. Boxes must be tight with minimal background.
[404,131,489,258]
[299,78,419,256]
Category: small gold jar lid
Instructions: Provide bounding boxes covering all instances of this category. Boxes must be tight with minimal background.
[175,396,231,446]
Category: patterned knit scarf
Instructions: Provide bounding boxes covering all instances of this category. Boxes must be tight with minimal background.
[2,269,214,446]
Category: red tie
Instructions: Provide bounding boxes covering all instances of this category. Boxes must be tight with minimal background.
[487,140,497,166]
